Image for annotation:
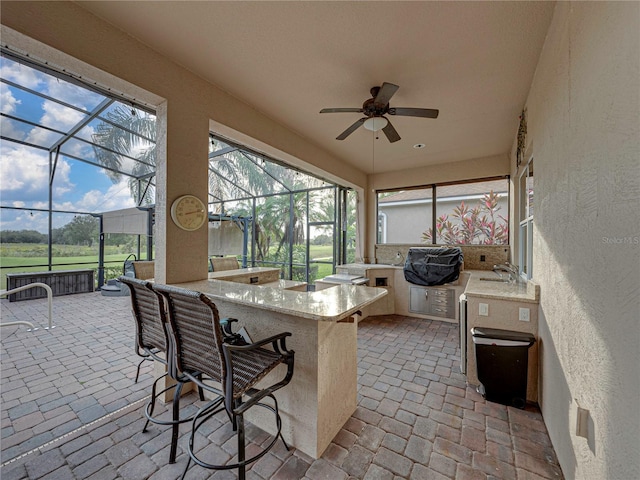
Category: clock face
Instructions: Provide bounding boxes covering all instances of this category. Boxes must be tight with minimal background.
[170,195,207,231]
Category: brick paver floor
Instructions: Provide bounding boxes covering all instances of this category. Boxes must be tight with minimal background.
[1,292,563,479]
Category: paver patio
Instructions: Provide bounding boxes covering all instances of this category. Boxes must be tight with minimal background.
[1,292,563,479]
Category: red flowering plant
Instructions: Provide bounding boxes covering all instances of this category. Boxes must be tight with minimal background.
[421,191,508,245]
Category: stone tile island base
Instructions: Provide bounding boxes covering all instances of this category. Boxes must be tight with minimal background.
[212,299,357,459]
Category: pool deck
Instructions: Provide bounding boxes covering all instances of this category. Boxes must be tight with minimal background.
[1,292,563,479]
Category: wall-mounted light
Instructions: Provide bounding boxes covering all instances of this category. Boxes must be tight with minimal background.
[363,117,388,132]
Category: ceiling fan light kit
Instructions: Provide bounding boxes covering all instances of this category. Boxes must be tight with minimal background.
[320,82,439,143]
[363,117,388,132]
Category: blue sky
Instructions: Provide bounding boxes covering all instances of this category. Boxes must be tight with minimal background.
[0,56,151,233]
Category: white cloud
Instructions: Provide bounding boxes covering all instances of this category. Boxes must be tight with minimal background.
[0,144,75,201]
[51,176,136,214]
[24,99,86,148]
[0,209,49,233]
[52,161,73,196]
[80,179,137,212]
[0,87,21,114]
[45,76,104,111]
[0,145,48,192]
[0,59,45,89]
[0,116,27,141]
[40,99,86,129]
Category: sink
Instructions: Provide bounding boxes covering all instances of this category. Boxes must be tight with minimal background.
[479,277,510,283]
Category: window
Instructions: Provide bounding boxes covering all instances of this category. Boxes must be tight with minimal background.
[376,187,431,244]
[0,49,157,289]
[518,160,534,279]
[376,178,509,245]
[207,135,354,283]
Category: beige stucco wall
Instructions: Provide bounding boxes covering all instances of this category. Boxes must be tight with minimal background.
[513,3,640,479]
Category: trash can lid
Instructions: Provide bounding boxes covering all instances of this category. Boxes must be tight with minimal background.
[471,327,535,344]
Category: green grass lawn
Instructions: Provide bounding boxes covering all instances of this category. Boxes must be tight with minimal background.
[1,243,338,289]
[0,243,135,289]
[308,244,334,260]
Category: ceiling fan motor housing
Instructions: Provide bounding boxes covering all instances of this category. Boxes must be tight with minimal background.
[362,97,389,117]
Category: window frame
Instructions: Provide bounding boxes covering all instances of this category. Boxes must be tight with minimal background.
[518,158,534,280]
[375,176,510,246]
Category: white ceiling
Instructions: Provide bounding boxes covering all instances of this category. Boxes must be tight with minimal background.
[77,1,555,175]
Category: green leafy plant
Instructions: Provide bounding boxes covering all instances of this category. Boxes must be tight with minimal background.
[422,191,508,245]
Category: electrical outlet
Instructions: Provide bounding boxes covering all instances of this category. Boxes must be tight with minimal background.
[519,307,530,322]
[479,303,489,316]
[576,406,589,438]
[480,255,486,262]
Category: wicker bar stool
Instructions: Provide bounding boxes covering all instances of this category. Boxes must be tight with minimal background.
[154,284,294,480]
[120,276,206,464]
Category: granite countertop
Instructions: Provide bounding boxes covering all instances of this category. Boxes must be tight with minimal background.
[172,278,388,322]
[208,266,280,280]
[463,270,540,304]
[336,263,401,276]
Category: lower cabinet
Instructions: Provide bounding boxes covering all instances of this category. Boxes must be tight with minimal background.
[409,286,455,319]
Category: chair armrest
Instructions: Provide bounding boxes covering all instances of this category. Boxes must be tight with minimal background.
[224,332,292,355]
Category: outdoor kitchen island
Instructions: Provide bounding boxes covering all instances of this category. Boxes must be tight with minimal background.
[170,276,388,459]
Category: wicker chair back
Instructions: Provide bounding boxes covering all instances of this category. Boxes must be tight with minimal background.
[132,261,155,280]
[120,276,166,354]
[153,284,226,386]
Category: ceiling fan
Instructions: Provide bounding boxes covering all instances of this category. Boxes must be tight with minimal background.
[320,82,439,143]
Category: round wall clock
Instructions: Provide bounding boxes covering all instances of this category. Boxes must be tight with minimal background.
[170,195,207,231]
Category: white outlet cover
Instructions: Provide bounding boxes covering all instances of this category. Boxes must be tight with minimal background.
[479,303,489,316]
[576,407,589,438]
[519,307,530,321]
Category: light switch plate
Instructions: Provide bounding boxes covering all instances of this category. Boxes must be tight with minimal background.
[519,307,530,322]
[479,303,489,316]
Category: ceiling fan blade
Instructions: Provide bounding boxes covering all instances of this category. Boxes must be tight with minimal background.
[374,82,399,106]
[336,118,366,140]
[320,108,364,113]
[382,120,401,143]
[389,107,439,119]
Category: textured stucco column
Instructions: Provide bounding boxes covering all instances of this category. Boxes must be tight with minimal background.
[155,103,209,284]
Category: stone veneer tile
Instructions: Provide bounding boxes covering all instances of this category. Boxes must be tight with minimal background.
[375,244,508,270]
[381,433,407,454]
[341,445,374,478]
[306,458,348,480]
[356,425,386,451]
[514,451,564,479]
[272,455,312,480]
[373,447,413,477]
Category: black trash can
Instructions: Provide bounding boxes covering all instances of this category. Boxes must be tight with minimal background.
[471,327,536,409]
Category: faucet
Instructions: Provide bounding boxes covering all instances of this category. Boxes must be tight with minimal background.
[493,262,519,283]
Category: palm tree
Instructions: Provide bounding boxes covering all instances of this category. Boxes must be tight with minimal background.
[92,121,348,275]
[91,105,156,205]
[208,139,331,262]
